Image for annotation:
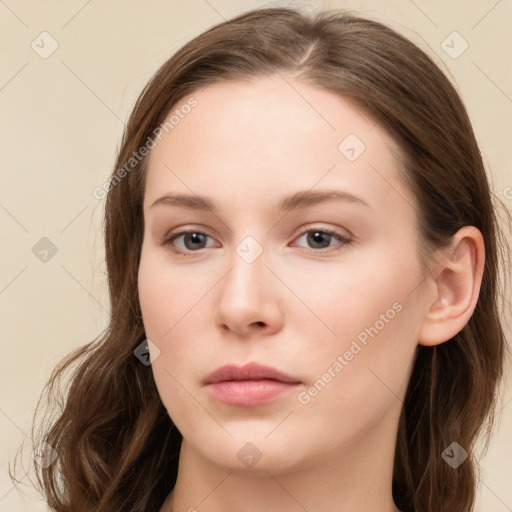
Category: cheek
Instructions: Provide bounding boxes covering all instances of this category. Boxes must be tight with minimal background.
[137,249,214,385]
[137,248,202,338]
[292,250,418,346]
[293,299,417,449]
[293,251,421,407]
[137,252,202,424]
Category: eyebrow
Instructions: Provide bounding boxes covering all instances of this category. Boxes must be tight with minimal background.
[149,189,371,212]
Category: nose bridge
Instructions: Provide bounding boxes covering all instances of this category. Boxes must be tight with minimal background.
[215,232,280,332]
[223,233,268,306]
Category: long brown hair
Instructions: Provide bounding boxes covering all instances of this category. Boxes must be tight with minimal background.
[12,7,510,512]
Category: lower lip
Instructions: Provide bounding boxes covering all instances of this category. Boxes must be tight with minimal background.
[205,379,301,406]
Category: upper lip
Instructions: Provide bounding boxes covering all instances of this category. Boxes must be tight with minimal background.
[203,362,301,385]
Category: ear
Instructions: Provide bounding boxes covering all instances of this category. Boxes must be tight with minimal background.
[418,226,485,347]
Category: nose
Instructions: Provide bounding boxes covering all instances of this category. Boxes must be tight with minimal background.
[214,241,283,337]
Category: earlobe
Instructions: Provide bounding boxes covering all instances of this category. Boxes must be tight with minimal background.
[418,226,485,347]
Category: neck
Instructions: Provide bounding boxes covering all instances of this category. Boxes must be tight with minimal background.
[161,411,400,512]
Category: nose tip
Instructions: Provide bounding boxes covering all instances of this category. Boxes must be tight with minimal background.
[214,249,282,336]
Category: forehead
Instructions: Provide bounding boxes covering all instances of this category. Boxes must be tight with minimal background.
[143,75,414,218]
[152,75,380,158]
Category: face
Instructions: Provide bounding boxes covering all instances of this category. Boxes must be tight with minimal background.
[138,75,430,474]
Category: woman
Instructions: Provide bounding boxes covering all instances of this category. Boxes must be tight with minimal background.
[19,6,510,512]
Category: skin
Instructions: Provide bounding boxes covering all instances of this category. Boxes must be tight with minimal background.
[137,75,485,512]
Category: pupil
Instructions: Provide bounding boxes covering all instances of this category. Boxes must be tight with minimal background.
[309,231,330,248]
[187,233,205,249]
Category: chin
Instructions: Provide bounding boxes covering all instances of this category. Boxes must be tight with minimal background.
[185,432,314,476]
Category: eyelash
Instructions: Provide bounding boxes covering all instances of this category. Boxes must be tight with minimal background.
[160,226,351,257]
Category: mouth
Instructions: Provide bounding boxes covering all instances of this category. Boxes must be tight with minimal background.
[203,362,302,407]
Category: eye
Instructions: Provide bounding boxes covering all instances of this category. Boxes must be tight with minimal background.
[162,230,217,254]
[161,226,351,256]
[292,227,351,254]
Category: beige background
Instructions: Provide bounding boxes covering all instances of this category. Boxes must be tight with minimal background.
[1,0,511,510]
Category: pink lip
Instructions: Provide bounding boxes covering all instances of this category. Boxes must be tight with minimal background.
[203,362,302,407]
